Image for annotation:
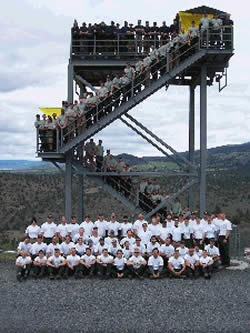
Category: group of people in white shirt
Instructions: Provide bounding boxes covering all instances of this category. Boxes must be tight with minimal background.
[16,211,232,281]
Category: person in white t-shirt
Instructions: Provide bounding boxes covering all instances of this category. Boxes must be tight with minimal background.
[120,229,135,247]
[66,247,81,278]
[133,213,148,235]
[165,214,174,228]
[148,217,161,237]
[199,250,214,279]
[47,248,66,279]
[181,217,193,248]
[80,247,96,277]
[67,216,80,239]
[16,251,32,281]
[80,215,94,237]
[194,244,203,258]
[106,213,121,237]
[57,215,69,242]
[96,248,114,278]
[160,238,175,266]
[171,218,183,247]
[148,248,164,279]
[203,217,218,244]
[60,235,75,256]
[113,249,127,278]
[17,236,32,255]
[192,218,205,248]
[205,239,220,269]
[120,216,133,238]
[184,248,200,279]
[46,236,60,257]
[104,230,119,247]
[168,249,186,278]
[89,227,100,246]
[72,227,88,244]
[75,237,87,256]
[138,222,152,247]
[40,215,57,244]
[146,235,161,256]
[108,239,122,257]
[127,249,147,279]
[176,242,189,258]
[217,213,232,266]
[32,250,47,278]
[94,238,107,256]
[131,238,146,256]
[122,241,133,260]
[30,235,47,259]
[159,219,172,244]
[25,217,41,241]
[94,214,108,238]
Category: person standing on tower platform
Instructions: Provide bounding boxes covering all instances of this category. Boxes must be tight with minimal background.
[84,138,97,169]
[150,22,160,49]
[134,20,145,53]
[96,139,104,172]
[143,21,151,54]
[160,21,170,46]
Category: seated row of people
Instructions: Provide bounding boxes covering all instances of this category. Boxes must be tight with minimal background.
[16,242,218,281]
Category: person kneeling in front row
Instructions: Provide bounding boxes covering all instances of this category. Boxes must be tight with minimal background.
[32,250,48,278]
[148,248,164,279]
[184,247,200,279]
[127,248,147,280]
[168,249,186,278]
[16,251,32,281]
[47,248,66,279]
[80,247,96,277]
[199,250,214,279]
[113,249,128,278]
[96,248,114,279]
[65,247,81,279]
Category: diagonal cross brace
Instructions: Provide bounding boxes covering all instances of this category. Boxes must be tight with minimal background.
[124,114,198,172]
[144,178,198,219]
[75,74,97,92]
[120,117,187,171]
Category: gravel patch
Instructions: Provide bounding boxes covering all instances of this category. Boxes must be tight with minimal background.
[0,263,250,333]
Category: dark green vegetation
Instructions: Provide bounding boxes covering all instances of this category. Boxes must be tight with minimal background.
[0,142,250,248]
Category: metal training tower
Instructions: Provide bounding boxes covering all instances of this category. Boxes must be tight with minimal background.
[36,6,234,222]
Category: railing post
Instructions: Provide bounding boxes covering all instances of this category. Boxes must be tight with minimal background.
[56,128,59,152]
[131,79,134,97]
[94,34,96,55]
[60,128,63,147]
[96,105,99,122]
[166,51,169,72]
[36,128,39,152]
[117,34,120,56]
[135,35,138,54]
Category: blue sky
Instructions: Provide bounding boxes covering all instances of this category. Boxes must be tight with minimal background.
[0,0,249,159]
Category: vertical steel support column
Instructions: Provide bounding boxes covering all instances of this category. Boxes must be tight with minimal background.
[67,62,74,103]
[77,175,84,223]
[77,152,84,222]
[200,65,207,216]
[65,152,72,221]
[188,86,195,211]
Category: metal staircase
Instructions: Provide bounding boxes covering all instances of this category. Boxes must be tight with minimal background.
[59,45,207,154]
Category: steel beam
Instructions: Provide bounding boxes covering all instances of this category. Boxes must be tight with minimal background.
[188,86,195,211]
[67,62,74,103]
[124,114,197,172]
[75,74,97,92]
[51,161,64,174]
[199,65,207,216]
[60,49,207,153]
[65,152,72,221]
[120,117,181,166]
